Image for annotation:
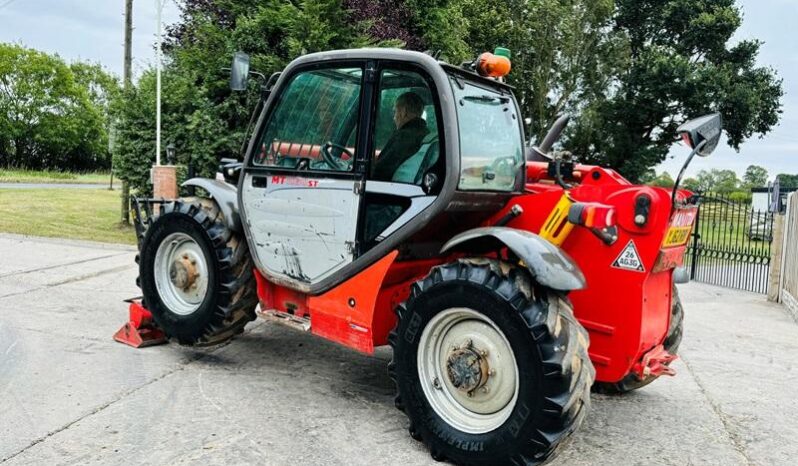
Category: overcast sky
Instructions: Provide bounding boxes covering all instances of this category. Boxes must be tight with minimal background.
[0,0,181,77]
[0,0,794,181]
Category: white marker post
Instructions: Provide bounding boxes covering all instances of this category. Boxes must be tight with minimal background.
[155,0,165,167]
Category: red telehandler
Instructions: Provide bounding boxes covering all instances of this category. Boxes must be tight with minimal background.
[132,48,720,465]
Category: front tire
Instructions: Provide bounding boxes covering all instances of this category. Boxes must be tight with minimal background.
[389,259,594,465]
[138,199,257,346]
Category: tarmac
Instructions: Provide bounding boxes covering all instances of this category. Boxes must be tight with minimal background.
[1,233,796,465]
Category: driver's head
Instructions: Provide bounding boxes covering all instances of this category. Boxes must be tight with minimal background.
[394,92,424,129]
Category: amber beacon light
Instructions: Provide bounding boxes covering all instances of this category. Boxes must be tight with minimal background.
[476,47,512,78]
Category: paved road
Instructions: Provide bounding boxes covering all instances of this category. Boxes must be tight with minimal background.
[0,233,796,465]
[0,183,109,189]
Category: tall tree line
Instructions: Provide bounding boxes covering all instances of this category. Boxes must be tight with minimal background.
[0,43,118,171]
[112,0,783,192]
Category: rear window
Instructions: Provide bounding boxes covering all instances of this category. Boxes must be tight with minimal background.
[451,77,523,191]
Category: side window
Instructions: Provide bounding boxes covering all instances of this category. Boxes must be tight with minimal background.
[254,67,363,172]
[370,69,441,185]
[451,78,523,191]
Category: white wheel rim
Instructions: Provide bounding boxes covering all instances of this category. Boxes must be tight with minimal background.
[154,232,209,315]
[417,307,519,434]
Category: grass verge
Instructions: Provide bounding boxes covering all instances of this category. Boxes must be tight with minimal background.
[0,188,136,245]
[0,169,112,185]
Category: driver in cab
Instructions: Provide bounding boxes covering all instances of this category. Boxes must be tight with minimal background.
[371,92,428,181]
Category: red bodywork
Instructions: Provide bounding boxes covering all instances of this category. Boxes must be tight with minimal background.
[252,161,697,383]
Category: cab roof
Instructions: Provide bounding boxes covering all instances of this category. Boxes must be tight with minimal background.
[291,48,515,93]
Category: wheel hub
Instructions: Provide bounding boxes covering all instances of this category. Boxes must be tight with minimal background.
[153,232,209,316]
[170,255,199,291]
[417,308,519,434]
[446,342,490,395]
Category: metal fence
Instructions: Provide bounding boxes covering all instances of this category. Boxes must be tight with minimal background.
[684,193,773,294]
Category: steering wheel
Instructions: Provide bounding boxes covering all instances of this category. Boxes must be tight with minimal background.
[321,142,354,171]
[491,156,520,177]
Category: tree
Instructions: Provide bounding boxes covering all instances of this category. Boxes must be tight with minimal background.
[115,0,379,194]
[639,168,657,184]
[695,168,739,194]
[360,0,623,144]
[650,171,674,188]
[344,0,422,49]
[568,0,783,181]
[743,164,768,187]
[0,43,117,171]
[682,177,700,192]
[381,0,782,181]
[118,0,783,187]
[111,74,157,193]
[776,174,798,189]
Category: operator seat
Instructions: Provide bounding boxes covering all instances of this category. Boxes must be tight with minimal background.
[391,133,439,185]
[364,134,439,247]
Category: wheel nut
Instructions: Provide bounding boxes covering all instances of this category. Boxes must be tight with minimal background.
[432,377,441,390]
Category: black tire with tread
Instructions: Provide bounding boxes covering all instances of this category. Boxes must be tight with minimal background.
[137,198,257,346]
[592,284,683,394]
[388,259,594,466]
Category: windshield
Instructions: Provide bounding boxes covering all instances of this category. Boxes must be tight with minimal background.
[451,76,524,191]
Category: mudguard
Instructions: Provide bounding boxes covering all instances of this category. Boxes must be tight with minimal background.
[182,178,241,232]
[441,226,586,291]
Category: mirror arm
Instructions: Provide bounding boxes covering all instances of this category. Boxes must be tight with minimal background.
[537,114,570,155]
[671,138,707,213]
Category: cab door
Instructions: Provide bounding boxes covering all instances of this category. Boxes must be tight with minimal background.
[240,63,370,286]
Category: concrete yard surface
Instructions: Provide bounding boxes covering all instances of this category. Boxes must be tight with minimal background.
[1,233,797,465]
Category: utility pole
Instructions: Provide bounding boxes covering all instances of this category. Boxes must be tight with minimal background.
[121,0,132,224]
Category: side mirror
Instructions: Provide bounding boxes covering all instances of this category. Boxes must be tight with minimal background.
[677,113,722,157]
[230,52,250,91]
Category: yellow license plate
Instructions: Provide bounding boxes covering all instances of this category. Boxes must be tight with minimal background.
[663,226,692,247]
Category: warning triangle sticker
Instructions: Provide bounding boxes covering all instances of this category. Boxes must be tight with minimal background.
[612,240,645,272]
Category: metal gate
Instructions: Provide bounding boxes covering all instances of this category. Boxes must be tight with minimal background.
[684,193,773,294]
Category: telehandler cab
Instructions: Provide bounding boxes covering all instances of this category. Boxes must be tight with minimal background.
[133,48,720,465]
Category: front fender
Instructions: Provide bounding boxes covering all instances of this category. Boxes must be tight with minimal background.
[182,178,241,232]
[441,227,586,291]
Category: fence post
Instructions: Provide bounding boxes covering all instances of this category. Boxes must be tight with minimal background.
[767,213,785,302]
[690,202,701,280]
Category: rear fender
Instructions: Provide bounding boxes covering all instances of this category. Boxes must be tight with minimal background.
[441,227,586,291]
[182,178,241,232]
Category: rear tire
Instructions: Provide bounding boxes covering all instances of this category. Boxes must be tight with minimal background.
[389,259,594,465]
[138,199,257,346]
[593,284,683,394]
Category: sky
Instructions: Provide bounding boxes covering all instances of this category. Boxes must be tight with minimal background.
[0,0,181,78]
[0,0,795,181]
[655,0,798,182]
